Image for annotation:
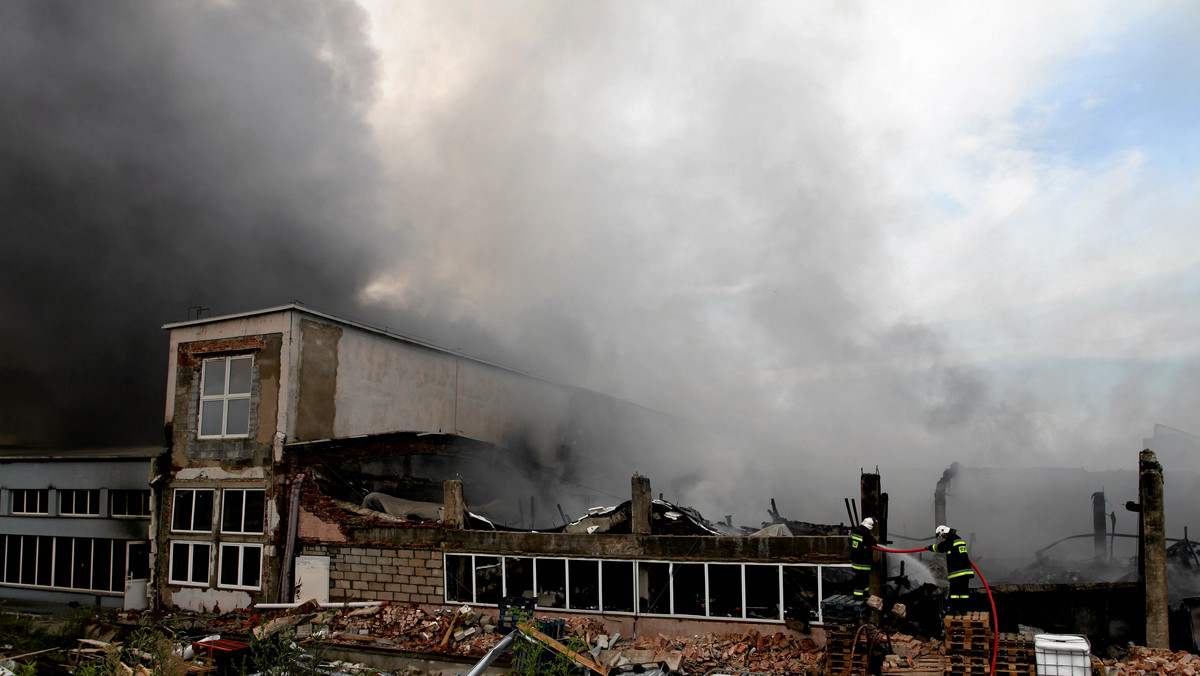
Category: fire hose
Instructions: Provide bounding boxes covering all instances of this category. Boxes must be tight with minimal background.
[874,546,998,676]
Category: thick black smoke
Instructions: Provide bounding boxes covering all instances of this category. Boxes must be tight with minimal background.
[0,0,385,446]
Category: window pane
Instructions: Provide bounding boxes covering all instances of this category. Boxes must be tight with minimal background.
[228,357,252,394]
[202,359,226,396]
[783,565,820,625]
[225,399,250,435]
[222,491,244,532]
[200,400,225,436]
[638,562,670,614]
[54,538,72,588]
[504,557,534,600]
[128,543,150,579]
[708,564,743,618]
[475,556,502,604]
[170,543,188,583]
[445,555,472,602]
[21,535,37,585]
[243,491,265,533]
[36,537,53,586]
[535,558,566,609]
[72,538,91,589]
[61,490,75,514]
[672,563,705,616]
[93,540,112,591]
[220,545,239,587]
[111,543,127,592]
[173,491,194,531]
[746,564,781,620]
[601,561,635,612]
[191,544,209,583]
[241,547,261,588]
[5,536,20,583]
[194,491,214,531]
[568,559,599,610]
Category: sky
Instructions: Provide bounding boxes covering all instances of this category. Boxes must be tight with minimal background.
[1,1,1198,529]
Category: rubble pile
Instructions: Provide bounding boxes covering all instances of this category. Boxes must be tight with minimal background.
[881,633,945,672]
[602,629,823,674]
[1101,646,1200,675]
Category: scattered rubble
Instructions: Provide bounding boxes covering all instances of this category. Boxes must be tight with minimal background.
[1101,646,1200,675]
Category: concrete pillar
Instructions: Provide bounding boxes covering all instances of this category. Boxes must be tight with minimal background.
[632,474,652,535]
[1092,491,1107,564]
[861,472,883,606]
[1140,449,1168,648]
[443,480,465,529]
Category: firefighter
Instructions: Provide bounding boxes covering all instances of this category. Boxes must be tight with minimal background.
[850,517,877,600]
[927,524,974,612]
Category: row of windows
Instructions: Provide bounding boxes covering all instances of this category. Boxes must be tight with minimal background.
[172,488,264,534]
[6,489,151,518]
[0,534,142,594]
[169,541,262,591]
[444,555,854,624]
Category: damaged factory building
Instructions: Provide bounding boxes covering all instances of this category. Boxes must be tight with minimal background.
[155,303,854,630]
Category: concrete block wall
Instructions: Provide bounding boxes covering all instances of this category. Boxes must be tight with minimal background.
[300,544,444,605]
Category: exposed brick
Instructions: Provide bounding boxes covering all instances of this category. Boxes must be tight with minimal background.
[380,565,398,575]
[360,573,376,582]
[397,566,415,576]
[417,585,434,595]
[342,572,360,581]
[397,550,414,559]
[394,592,410,603]
[350,564,366,572]
[350,548,366,556]
[364,548,382,557]
[401,584,418,593]
[343,555,360,564]
[351,581,368,590]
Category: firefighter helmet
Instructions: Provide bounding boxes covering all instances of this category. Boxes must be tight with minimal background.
[935,525,951,536]
[861,517,876,530]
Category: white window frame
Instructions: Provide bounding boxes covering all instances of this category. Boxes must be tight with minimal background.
[441,554,849,624]
[217,542,262,591]
[220,489,266,535]
[198,355,253,439]
[10,489,49,515]
[168,540,211,587]
[110,490,152,518]
[59,489,101,517]
[171,488,215,533]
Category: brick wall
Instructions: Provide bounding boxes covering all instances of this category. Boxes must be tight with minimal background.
[301,544,444,605]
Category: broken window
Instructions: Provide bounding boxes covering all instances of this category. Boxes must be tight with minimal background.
[60,489,100,516]
[444,554,473,603]
[218,543,262,590]
[568,559,599,611]
[708,563,743,618]
[783,564,820,624]
[221,489,265,534]
[504,556,534,599]
[169,541,211,586]
[172,488,214,532]
[745,564,781,620]
[601,560,634,612]
[10,489,48,515]
[671,563,706,616]
[198,355,253,438]
[535,558,566,609]
[110,490,152,518]
[474,556,502,604]
[820,565,855,617]
[638,561,670,614]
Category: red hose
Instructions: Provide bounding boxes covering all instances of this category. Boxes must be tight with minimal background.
[874,545,999,676]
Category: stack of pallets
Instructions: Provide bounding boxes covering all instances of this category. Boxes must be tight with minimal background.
[992,633,1035,676]
[822,595,871,676]
[943,612,993,675]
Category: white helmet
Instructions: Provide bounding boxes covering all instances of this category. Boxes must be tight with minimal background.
[861,517,876,530]
[935,525,951,536]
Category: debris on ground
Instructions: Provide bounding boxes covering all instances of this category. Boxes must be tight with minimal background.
[1100,646,1200,675]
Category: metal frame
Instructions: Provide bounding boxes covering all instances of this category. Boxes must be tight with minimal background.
[171,488,215,533]
[167,539,212,587]
[219,488,266,535]
[217,542,263,591]
[198,355,253,439]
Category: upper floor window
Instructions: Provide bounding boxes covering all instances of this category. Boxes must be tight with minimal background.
[171,489,214,533]
[59,489,100,516]
[221,489,266,534]
[198,355,253,438]
[110,490,152,518]
[10,489,49,515]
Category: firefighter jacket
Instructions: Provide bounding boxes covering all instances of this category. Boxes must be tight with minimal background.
[850,524,877,571]
[928,531,974,579]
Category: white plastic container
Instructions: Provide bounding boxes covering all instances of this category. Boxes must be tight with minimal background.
[1034,633,1091,676]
